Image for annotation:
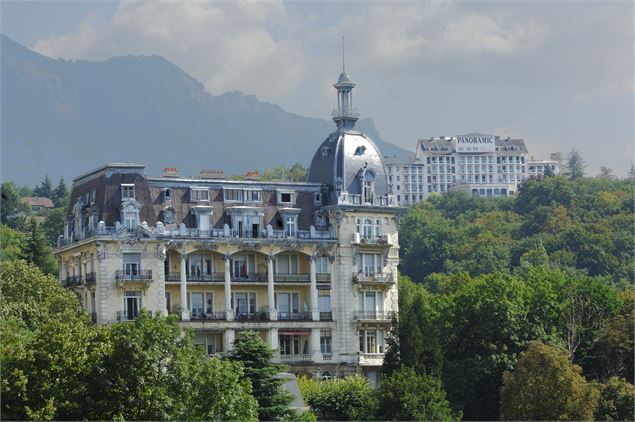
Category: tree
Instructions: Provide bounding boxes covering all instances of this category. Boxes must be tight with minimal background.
[53,177,69,208]
[41,208,66,247]
[519,241,549,268]
[376,367,459,421]
[500,341,599,421]
[627,164,635,180]
[1,181,29,228]
[34,175,53,199]
[21,217,57,275]
[0,225,27,262]
[298,375,376,421]
[0,260,99,420]
[87,312,258,421]
[594,377,635,422]
[381,314,401,376]
[289,163,308,182]
[228,330,295,421]
[567,149,586,179]
[600,166,616,179]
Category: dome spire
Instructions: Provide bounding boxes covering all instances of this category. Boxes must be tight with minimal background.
[332,36,359,130]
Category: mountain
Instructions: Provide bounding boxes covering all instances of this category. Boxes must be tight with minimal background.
[1,35,411,186]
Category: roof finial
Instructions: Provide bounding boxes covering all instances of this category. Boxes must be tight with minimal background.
[341,34,345,72]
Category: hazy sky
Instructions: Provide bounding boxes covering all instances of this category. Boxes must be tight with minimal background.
[2,0,633,175]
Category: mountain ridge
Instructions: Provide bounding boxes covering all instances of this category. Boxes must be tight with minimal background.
[1,34,411,186]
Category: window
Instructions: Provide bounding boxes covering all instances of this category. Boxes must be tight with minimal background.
[122,184,135,200]
[190,292,205,317]
[188,253,212,276]
[358,329,384,354]
[224,189,242,202]
[315,256,329,273]
[164,188,171,201]
[191,188,209,201]
[165,292,171,313]
[125,211,137,232]
[318,293,331,313]
[357,253,383,276]
[124,291,141,320]
[232,292,257,316]
[275,254,299,274]
[278,191,295,204]
[284,215,297,237]
[320,331,332,354]
[276,292,300,318]
[362,171,375,204]
[358,291,384,312]
[314,193,322,205]
[244,189,262,202]
[194,331,218,356]
[280,335,301,355]
[123,253,141,276]
[231,254,256,277]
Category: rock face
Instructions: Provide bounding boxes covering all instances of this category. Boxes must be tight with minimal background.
[1,34,410,185]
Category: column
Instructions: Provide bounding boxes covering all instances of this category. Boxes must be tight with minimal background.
[267,255,277,321]
[224,255,233,321]
[224,329,235,351]
[157,246,167,316]
[310,255,319,321]
[180,253,189,321]
[312,327,321,362]
[270,327,279,351]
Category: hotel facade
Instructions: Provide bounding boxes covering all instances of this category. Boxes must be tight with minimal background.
[55,69,402,384]
[386,135,561,206]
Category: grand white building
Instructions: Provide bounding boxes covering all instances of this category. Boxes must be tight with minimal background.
[386,134,560,205]
[55,68,402,384]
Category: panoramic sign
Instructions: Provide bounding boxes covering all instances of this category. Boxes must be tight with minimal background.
[455,135,496,153]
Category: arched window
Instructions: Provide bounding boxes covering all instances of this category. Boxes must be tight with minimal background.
[362,170,375,204]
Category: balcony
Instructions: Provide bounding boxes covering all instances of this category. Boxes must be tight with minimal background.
[231,272,266,283]
[189,311,227,321]
[274,273,310,283]
[319,312,333,321]
[353,234,390,246]
[166,272,180,282]
[115,270,153,281]
[277,312,312,321]
[188,272,224,282]
[358,352,385,366]
[316,273,331,283]
[85,272,96,284]
[352,272,394,285]
[280,354,313,363]
[64,275,83,287]
[353,311,394,321]
[235,311,268,321]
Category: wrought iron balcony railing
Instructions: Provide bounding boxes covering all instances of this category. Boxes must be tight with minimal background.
[116,310,152,321]
[277,312,312,321]
[274,273,310,283]
[319,312,333,321]
[189,311,227,321]
[235,311,268,321]
[352,272,394,283]
[115,270,153,281]
[353,311,394,321]
[280,354,313,362]
[188,272,224,282]
[231,272,266,282]
[85,272,96,283]
[316,273,331,283]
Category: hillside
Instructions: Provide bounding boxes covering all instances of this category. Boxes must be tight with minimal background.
[1,35,410,185]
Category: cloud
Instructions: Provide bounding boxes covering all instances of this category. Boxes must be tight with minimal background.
[33,0,308,100]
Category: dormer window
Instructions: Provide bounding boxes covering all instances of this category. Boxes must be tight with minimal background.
[163,207,176,224]
[277,190,295,204]
[164,188,171,201]
[191,188,209,202]
[354,145,366,156]
[362,170,375,204]
[122,184,135,200]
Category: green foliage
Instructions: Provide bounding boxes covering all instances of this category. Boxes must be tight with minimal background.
[0,260,98,420]
[297,375,375,421]
[1,181,29,228]
[41,208,66,247]
[567,149,587,179]
[33,175,53,199]
[88,312,258,421]
[500,341,599,421]
[228,330,295,421]
[0,224,27,261]
[21,217,57,275]
[262,163,308,182]
[376,367,459,421]
[53,177,70,208]
[380,313,401,376]
[594,377,635,422]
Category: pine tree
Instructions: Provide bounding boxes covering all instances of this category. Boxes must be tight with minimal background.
[34,175,53,199]
[21,217,57,275]
[566,149,586,180]
[227,331,295,421]
[53,177,69,208]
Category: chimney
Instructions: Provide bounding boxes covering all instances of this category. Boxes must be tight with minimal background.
[200,169,225,179]
[163,167,178,177]
[244,171,260,181]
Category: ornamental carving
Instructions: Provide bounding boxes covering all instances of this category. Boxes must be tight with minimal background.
[193,242,218,251]
[236,242,262,252]
[280,240,302,252]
